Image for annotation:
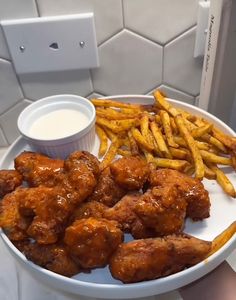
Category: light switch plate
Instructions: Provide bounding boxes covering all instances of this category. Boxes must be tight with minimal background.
[1,13,99,74]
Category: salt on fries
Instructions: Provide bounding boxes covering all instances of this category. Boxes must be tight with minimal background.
[91,90,236,197]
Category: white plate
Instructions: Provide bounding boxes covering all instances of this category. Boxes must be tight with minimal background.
[1,95,236,299]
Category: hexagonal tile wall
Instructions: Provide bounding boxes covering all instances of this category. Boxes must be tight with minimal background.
[36,0,123,45]
[0,99,32,144]
[18,69,93,100]
[123,0,198,45]
[0,59,24,114]
[92,29,163,95]
[163,27,203,96]
[0,26,10,60]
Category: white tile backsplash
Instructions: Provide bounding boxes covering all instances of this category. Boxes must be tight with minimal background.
[92,29,163,95]
[123,0,198,44]
[19,70,93,100]
[0,99,32,143]
[0,59,24,114]
[0,0,202,146]
[163,27,203,96]
[0,26,10,60]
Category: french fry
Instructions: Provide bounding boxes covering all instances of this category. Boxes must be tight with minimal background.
[212,127,236,151]
[200,150,232,166]
[117,149,132,157]
[203,163,217,180]
[150,121,172,158]
[91,98,141,109]
[174,136,210,151]
[169,147,191,160]
[207,163,236,198]
[175,114,204,179]
[95,125,108,158]
[151,157,190,172]
[201,133,227,153]
[96,107,138,120]
[128,130,140,156]
[131,127,154,152]
[170,117,178,135]
[96,116,138,133]
[153,90,179,117]
[208,221,236,257]
[100,137,120,171]
[160,110,179,148]
[231,152,236,171]
[190,124,213,138]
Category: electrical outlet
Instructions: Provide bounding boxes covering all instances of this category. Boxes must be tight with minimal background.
[194,1,210,58]
[1,13,99,74]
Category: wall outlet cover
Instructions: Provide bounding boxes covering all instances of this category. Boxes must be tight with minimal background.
[1,13,99,74]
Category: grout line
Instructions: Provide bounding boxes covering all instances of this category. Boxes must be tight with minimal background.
[164,24,197,46]
[34,0,41,17]
[98,28,124,47]
[121,0,125,28]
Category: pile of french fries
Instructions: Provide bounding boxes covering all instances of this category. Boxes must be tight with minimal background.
[91,90,236,198]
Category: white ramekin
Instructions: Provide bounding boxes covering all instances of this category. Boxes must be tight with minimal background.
[17,94,96,159]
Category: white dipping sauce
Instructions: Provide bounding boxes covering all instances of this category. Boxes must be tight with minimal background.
[29,109,89,140]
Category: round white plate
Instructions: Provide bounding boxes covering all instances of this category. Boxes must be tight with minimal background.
[1,95,236,299]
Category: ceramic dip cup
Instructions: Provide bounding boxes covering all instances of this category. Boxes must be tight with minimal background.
[17,94,96,159]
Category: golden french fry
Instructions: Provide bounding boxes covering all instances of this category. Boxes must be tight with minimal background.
[201,134,227,153]
[91,98,141,109]
[96,116,138,133]
[153,90,179,117]
[212,127,236,151]
[191,124,213,138]
[140,113,150,139]
[170,117,178,135]
[151,157,190,172]
[175,114,204,179]
[203,163,217,180]
[128,130,140,156]
[169,147,190,160]
[141,147,155,163]
[160,110,179,148]
[208,221,236,257]
[200,150,232,165]
[117,149,132,157]
[231,152,236,171]
[96,107,138,120]
[173,136,210,151]
[100,138,120,171]
[207,163,236,198]
[150,122,172,158]
[131,127,154,152]
[95,125,108,158]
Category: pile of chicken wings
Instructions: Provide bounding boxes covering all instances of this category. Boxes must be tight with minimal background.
[0,151,212,283]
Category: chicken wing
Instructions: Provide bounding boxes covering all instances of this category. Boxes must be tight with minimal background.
[88,167,126,207]
[69,201,108,224]
[14,240,80,277]
[135,185,187,236]
[104,193,156,239]
[0,186,71,244]
[110,156,150,190]
[64,217,123,269]
[149,169,210,220]
[14,151,64,187]
[109,234,211,283]
[0,170,22,198]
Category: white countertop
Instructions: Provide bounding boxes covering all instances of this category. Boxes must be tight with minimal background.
[0,146,236,300]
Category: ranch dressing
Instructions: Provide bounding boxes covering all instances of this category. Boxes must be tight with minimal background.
[29,109,89,140]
